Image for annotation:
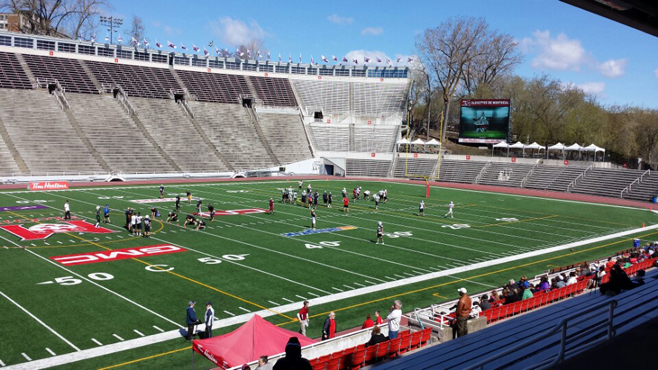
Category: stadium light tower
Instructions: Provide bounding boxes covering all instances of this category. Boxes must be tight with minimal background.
[99,16,123,44]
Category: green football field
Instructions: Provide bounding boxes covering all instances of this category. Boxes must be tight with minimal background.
[0,179,656,369]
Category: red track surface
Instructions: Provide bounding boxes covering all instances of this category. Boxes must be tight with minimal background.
[0,176,652,209]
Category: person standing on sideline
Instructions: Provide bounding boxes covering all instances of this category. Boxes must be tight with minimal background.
[418,200,425,216]
[205,302,215,338]
[343,197,349,214]
[310,208,317,229]
[64,200,71,220]
[322,312,336,340]
[323,191,328,207]
[104,204,111,224]
[327,192,333,208]
[455,288,471,338]
[268,198,274,214]
[374,310,383,325]
[175,196,181,212]
[186,301,198,340]
[143,215,152,238]
[187,190,192,204]
[159,184,165,199]
[196,199,202,215]
[376,222,384,244]
[95,206,101,227]
[208,204,216,221]
[387,300,402,339]
[297,301,309,336]
[444,201,454,218]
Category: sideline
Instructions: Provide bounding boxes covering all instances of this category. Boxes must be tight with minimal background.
[6,223,657,370]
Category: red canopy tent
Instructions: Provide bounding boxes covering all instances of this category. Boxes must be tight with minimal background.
[192,314,318,369]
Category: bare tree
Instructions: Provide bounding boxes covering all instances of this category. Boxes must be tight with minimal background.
[126,15,145,45]
[236,39,265,60]
[416,17,489,143]
[67,0,108,40]
[462,32,523,95]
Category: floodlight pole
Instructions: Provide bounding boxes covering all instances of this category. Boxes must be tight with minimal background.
[99,16,123,44]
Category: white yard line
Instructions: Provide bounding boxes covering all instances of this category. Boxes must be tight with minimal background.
[20,354,30,362]
[112,334,124,342]
[0,290,80,352]
[152,326,164,333]
[45,349,55,357]
[91,338,102,346]
[133,330,144,337]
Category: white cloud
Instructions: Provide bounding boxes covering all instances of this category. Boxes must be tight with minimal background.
[210,17,266,46]
[521,30,626,78]
[361,27,383,36]
[563,81,607,98]
[597,59,627,78]
[327,14,354,24]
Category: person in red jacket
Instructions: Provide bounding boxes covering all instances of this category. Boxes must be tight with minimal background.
[322,312,336,340]
[343,197,349,214]
[268,198,274,214]
[374,310,383,325]
[361,314,374,329]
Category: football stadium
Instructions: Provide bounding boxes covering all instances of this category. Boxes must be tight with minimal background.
[0,1,657,369]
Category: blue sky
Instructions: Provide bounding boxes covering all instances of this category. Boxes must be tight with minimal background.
[102,0,658,108]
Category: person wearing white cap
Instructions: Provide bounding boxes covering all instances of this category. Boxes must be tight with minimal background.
[143,214,152,238]
[455,288,471,338]
[376,222,384,244]
[387,300,402,339]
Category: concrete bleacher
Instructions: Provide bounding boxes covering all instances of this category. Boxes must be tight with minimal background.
[0,128,22,175]
[22,54,98,94]
[393,157,438,178]
[0,89,104,174]
[293,79,350,113]
[625,173,658,202]
[308,124,350,152]
[377,268,658,369]
[176,70,249,104]
[346,159,392,177]
[571,168,644,198]
[523,165,587,192]
[129,97,231,172]
[0,52,32,90]
[439,160,487,183]
[85,60,182,99]
[477,162,535,187]
[352,82,407,116]
[255,111,312,165]
[353,125,398,153]
[188,101,277,170]
[65,93,173,173]
[249,76,297,107]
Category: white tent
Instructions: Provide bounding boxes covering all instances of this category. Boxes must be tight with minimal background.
[425,138,441,146]
[411,138,425,145]
[547,143,565,151]
[396,138,410,145]
[583,144,605,152]
[508,141,525,149]
[492,142,509,148]
[525,142,544,150]
[565,143,582,151]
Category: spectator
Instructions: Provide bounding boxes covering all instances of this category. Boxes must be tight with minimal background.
[521,286,533,300]
[362,314,374,329]
[297,301,310,336]
[374,310,383,325]
[255,355,273,370]
[508,279,519,292]
[204,302,214,338]
[186,301,198,340]
[387,300,402,339]
[538,276,550,291]
[365,325,388,347]
[479,295,491,311]
[273,337,312,370]
[504,288,520,305]
[322,312,336,340]
[605,257,616,270]
[566,272,578,286]
[489,290,500,302]
[455,288,471,338]
[600,264,633,296]
[556,275,566,288]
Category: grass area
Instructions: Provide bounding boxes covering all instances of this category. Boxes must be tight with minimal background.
[0,179,655,369]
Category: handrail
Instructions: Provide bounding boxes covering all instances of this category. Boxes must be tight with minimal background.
[464,299,617,370]
[520,160,541,188]
[620,169,650,198]
[567,165,592,192]
[474,161,491,184]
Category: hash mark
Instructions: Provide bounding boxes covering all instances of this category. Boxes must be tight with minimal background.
[112,334,124,341]
[353,282,365,287]
[134,329,145,337]
[403,272,415,277]
[394,274,406,279]
[268,300,279,306]
[343,285,355,290]
[223,310,235,316]
[0,358,5,366]
[295,295,307,300]
[152,326,164,333]
[331,287,343,292]
[57,241,62,244]
[281,298,294,303]
[385,276,396,281]
[238,307,251,313]
[45,348,56,356]
[21,353,31,361]
[91,338,103,346]
[411,270,424,275]
[308,292,320,297]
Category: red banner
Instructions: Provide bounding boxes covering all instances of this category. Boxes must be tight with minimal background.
[50,244,187,266]
[28,181,69,191]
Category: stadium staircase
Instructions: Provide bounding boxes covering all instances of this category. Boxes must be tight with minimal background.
[255,110,313,165]
[523,165,587,192]
[571,168,645,198]
[0,89,105,174]
[0,114,26,175]
[625,171,658,202]
[12,53,36,86]
[245,106,281,165]
[61,99,111,172]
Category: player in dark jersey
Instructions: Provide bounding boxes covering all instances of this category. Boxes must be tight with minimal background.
[95,206,101,228]
[327,192,333,208]
[125,207,133,231]
[323,191,328,206]
[159,184,165,199]
[310,208,317,229]
[143,215,152,238]
[196,199,202,215]
[208,204,215,221]
[104,204,111,224]
[166,210,179,224]
[175,196,181,211]
[151,207,159,218]
[184,215,196,229]
[313,191,319,209]
[195,219,207,230]
[376,222,384,244]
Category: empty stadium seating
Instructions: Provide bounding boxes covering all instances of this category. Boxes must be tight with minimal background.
[523,165,587,192]
[393,157,438,178]
[85,60,182,99]
[622,172,658,202]
[476,162,535,187]
[346,159,392,177]
[309,124,350,152]
[0,124,22,175]
[571,168,645,198]
[22,54,98,94]
[175,69,249,104]
[439,160,487,183]
[293,80,351,113]
[0,51,32,89]
[249,76,297,107]
[256,111,313,164]
[353,125,398,153]
[0,89,105,174]
[65,93,174,173]
[352,82,407,116]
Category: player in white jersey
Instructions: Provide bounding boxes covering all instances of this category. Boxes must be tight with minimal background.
[418,200,425,216]
[376,222,384,244]
[444,201,454,218]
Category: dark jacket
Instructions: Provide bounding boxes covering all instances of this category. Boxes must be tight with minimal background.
[479,300,491,311]
[186,306,197,325]
[273,338,312,370]
[322,317,332,339]
[366,333,388,347]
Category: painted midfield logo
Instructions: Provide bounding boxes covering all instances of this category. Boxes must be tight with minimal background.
[0,220,115,241]
[282,226,357,237]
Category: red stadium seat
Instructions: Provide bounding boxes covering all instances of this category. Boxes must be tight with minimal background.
[363,345,378,365]
[375,340,390,360]
[387,337,402,357]
[409,331,423,349]
[326,357,341,370]
[349,348,366,370]
[313,361,327,370]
